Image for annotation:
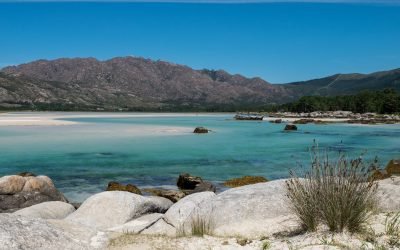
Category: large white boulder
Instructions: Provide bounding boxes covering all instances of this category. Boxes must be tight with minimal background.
[108,213,164,234]
[66,191,172,230]
[14,201,75,219]
[0,214,90,250]
[198,179,299,238]
[163,191,216,232]
[377,176,400,212]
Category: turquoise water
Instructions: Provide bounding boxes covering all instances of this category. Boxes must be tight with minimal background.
[0,113,399,202]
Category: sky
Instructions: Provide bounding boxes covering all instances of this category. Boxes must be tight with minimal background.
[0,1,399,83]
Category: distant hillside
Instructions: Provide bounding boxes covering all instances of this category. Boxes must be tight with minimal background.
[282,69,400,99]
[0,57,288,111]
[0,57,399,111]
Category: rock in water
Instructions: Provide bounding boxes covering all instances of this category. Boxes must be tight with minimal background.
[106,181,142,195]
[284,124,297,131]
[177,173,203,190]
[0,175,68,213]
[14,201,75,219]
[66,191,172,230]
[223,176,268,188]
[193,127,209,133]
[177,173,217,194]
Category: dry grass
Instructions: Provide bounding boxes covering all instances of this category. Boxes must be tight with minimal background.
[286,145,378,233]
[177,214,215,237]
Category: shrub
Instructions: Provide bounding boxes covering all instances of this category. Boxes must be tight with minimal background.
[286,146,378,233]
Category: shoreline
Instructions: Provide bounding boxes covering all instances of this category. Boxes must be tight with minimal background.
[0,111,231,127]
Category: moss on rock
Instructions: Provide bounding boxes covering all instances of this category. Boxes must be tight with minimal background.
[223,176,268,188]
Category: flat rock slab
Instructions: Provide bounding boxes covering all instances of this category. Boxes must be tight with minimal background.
[377,176,400,212]
[0,214,90,250]
[108,213,164,234]
[14,201,75,219]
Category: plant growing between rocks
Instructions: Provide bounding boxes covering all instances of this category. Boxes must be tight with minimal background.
[286,145,378,233]
[385,212,400,247]
[177,213,215,237]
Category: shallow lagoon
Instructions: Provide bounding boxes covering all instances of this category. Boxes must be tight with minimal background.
[0,112,399,202]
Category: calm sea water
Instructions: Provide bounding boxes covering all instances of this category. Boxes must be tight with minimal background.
[0,113,399,202]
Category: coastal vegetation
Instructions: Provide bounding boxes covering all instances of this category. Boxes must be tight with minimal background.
[273,89,400,114]
[286,148,378,232]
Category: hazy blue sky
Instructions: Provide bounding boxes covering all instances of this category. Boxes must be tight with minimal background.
[0,1,399,83]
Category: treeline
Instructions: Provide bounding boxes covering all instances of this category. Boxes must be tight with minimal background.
[273,89,400,114]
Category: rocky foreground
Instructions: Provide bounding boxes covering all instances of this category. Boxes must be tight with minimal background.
[0,171,400,249]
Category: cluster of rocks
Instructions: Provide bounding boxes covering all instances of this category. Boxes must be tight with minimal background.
[1,168,400,249]
[0,173,68,213]
[268,111,400,124]
[108,173,216,203]
[2,175,400,249]
[234,114,264,121]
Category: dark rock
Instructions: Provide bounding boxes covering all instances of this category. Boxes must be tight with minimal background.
[142,188,185,203]
[106,181,142,195]
[293,119,314,124]
[224,176,268,188]
[177,173,203,190]
[193,127,209,134]
[17,172,36,177]
[386,159,400,175]
[234,114,264,121]
[284,124,297,131]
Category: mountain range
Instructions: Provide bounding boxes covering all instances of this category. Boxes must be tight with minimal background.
[0,57,399,111]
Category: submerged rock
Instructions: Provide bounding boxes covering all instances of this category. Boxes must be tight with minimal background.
[193,127,209,133]
[106,181,142,195]
[223,176,268,188]
[284,124,297,131]
[0,175,68,213]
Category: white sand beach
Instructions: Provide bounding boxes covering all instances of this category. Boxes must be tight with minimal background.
[0,112,222,127]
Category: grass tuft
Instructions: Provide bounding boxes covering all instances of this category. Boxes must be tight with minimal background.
[286,144,378,233]
[177,213,214,237]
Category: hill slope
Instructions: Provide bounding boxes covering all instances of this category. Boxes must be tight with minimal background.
[0,57,399,111]
[282,68,400,98]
